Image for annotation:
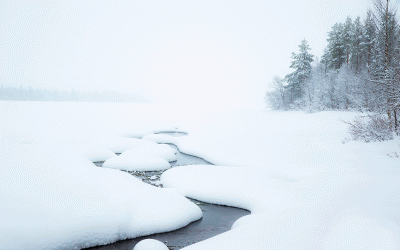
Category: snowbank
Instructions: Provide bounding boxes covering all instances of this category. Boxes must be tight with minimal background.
[103,154,171,171]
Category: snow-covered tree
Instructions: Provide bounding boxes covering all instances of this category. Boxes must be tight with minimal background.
[267,0,400,129]
[343,17,354,66]
[370,0,400,131]
[361,10,377,72]
[265,76,288,110]
[351,16,364,73]
[285,39,314,104]
[326,23,346,70]
[302,59,329,111]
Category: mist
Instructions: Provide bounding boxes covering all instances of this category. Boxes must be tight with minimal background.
[1,0,370,108]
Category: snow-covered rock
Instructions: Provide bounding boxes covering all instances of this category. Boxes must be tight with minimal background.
[133,239,169,250]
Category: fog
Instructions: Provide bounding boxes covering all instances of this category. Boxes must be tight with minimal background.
[1,0,370,107]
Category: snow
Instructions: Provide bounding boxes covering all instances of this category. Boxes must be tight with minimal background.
[158,109,400,250]
[66,143,117,162]
[133,239,169,250]
[94,136,159,154]
[142,133,179,145]
[103,154,171,171]
[120,144,177,162]
[0,101,200,250]
[2,101,400,250]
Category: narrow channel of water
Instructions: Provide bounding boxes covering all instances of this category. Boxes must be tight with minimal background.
[86,198,248,250]
[88,133,250,250]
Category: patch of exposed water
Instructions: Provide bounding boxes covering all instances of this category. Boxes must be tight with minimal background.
[89,132,249,250]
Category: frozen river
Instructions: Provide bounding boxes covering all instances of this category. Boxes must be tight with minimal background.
[88,135,250,250]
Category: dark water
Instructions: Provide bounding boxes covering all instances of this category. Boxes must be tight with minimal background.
[88,133,250,250]
[169,144,213,167]
[86,198,249,250]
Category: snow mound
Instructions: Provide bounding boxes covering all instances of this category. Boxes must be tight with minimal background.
[97,136,158,153]
[120,145,177,162]
[133,239,169,250]
[157,144,178,154]
[141,134,177,144]
[103,154,171,171]
[161,165,301,213]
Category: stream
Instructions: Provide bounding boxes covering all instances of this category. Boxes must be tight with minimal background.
[88,132,250,250]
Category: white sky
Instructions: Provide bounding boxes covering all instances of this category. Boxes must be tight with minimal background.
[1,0,372,108]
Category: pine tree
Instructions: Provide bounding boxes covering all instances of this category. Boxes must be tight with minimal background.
[362,10,377,72]
[327,23,346,70]
[351,16,364,73]
[343,17,354,66]
[285,39,314,104]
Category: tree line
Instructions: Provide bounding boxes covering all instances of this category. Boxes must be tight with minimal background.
[0,86,150,103]
[266,0,400,133]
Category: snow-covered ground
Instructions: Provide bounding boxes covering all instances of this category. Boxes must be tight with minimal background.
[1,101,400,249]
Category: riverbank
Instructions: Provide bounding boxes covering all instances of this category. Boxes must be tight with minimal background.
[2,101,400,249]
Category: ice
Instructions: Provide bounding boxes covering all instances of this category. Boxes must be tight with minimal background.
[133,239,169,250]
[103,154,171,171]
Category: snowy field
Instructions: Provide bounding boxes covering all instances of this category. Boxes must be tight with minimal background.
[1,101,400,249]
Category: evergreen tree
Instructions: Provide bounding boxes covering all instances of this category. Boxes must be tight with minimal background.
[327,23,346,70]
[343,17,354,66]
[351,16,364,73]
[362,9,377,71]
[285,39,314,103]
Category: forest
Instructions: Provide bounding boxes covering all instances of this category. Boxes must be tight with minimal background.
[266,0,400,140]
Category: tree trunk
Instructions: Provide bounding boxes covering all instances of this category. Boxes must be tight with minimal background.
[394,109,398,134]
